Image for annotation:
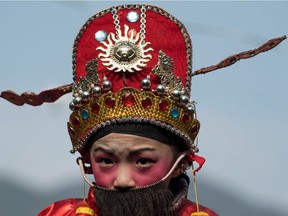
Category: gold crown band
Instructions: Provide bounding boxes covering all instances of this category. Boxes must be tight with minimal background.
[68,87,200,153]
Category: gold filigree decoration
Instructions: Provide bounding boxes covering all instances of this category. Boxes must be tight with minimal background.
[96,25,153,72]
[68,88,199,151]
[73,58,100,95]
[152,50,184,93]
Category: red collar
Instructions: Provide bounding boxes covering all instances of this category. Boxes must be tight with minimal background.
[86,186,98,213]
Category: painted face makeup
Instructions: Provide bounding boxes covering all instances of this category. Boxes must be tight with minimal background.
[90,133,179,189]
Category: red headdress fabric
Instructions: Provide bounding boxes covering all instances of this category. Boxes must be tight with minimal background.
[73,6,192,94]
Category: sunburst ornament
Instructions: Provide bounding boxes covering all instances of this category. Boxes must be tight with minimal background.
[96,25,153,72]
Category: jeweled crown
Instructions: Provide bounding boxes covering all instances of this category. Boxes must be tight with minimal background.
[68,4,199,154]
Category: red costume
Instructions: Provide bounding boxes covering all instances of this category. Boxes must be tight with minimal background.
[38,187,218,216]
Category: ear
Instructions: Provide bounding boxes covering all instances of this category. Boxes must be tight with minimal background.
[81,155,93,174]
[171,152,192,178]
[171,164,184,178]
[84,164,93,174]
[171,167,181,178]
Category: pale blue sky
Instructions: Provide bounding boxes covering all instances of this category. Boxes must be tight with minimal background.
[0,1,287,214]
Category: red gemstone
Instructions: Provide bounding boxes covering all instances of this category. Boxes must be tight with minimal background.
[142,98,152,109]
[190,124,199,134]
[183,113,190,123]
[159,100,169,110]
[70,116,80,128]
[105,97,116,108]
[122,93,135,107]
[91,102,100,114]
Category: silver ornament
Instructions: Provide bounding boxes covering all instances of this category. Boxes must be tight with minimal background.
[114,42,137,62]
[102,79,112,91]
[141,78,151,89]
[91,86,102,97]
[69,101,75,111]
[180,95,189,105]
[81,91,90,102]
[186,105,195,114]
[73,97,82,107]
[172,89,181,100]
[156,84,166,95]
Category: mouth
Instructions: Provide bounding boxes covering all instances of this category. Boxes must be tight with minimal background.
[93,180,165,192]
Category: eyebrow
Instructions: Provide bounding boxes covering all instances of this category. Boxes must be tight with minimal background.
[128,148,155,157]
[93,146,155,156]
[93,147,115,156]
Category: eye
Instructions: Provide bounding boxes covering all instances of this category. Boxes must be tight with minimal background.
[136,158,155,167]
[97,158,114,167]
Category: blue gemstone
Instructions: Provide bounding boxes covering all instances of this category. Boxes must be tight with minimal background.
[81,109,89,120]
[95,30,107,42]
[127,11,139,23]
[170,108,179,118]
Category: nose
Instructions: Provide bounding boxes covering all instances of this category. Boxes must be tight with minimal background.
[113,164,136,190]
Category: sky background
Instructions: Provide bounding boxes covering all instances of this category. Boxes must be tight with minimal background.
[0,1,287,215]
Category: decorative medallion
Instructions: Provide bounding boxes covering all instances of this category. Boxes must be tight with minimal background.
[97,25,153,72]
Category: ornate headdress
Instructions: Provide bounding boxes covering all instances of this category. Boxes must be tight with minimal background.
[68,4,200,155]
[1,4,285,158]
[1,5,285,216]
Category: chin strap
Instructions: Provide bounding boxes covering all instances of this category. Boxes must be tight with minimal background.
[160,153,187,182]
[77,158,95,187]
[76,158,96,216]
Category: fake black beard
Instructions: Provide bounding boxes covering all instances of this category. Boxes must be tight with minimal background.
[93,181,176,216]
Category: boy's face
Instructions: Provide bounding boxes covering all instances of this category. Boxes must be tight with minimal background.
[90,133,179,189]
